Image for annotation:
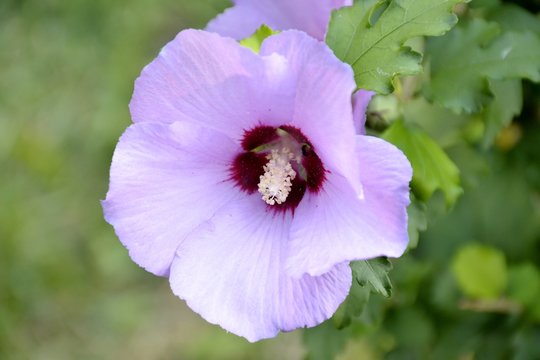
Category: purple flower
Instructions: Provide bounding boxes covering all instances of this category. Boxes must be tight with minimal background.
[103,29,411,342]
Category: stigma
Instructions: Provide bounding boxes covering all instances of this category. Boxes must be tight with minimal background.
[258,148,297,205]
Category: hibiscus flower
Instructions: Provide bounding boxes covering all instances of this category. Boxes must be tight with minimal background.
[103,29,411,341]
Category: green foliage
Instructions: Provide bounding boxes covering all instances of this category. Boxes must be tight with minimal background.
[328,0,540,346]
[239,24,279,53]
[382,120,462,207]
[451,244,507,299]
[403,78,522,149]
[385,307,435,350]
[307,259,395,358]
[326,0,465,94]
[508,263,540,317]
[331,258,392,330]
[352,258,393,298]
[425,18,540,113]
[481,79,523,147]
[485,3,540,35]
[311,258,394,352]
[332,281,370,329]
[406,197,427,249]
[402,97,470,148]
[303,321,350,360]
[514,327,540,360]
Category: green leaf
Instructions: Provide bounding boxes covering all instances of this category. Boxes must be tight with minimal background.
[332,280,371,329]
[446,143,490,189]
[508,263,540,309]
[486,3,540,36]
[351,258,393,298]
[514,327,540,360]
[403,97,470,148]
[326,0,464,94]
[385,308,435,348]
[481,79,523,148]
[469,0,500,8]
[303,321,350,360]
[332,259,392,329]
[425,19,540,113]
[451,244,507,299]
[239,25,279,53]
[382,120,463,207]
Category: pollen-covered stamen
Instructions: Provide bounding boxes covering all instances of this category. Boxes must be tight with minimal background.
[258,148,297,205]
[231,125,326,212]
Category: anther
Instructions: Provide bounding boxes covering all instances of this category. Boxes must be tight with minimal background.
[258,148,296,205]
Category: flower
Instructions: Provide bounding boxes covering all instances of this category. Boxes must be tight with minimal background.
[206,0,352,41]
[102,29,412,342]
[206,0,374,138]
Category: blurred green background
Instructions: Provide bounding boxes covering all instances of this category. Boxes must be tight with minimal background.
[1,0,540,359]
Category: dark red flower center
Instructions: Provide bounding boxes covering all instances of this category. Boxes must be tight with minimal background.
[230,125,326,212]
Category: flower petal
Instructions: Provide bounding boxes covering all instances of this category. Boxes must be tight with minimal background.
[260,30,362,196]
[352,90,374,135]
[129,30,295,138]
[287,136,412,277]
[205,5,267,41]
[102,122,241,276]
[130,30,253,123]
[207,0,353,40]
[168,196,352,342]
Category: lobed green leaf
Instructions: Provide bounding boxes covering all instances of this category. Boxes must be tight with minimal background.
[425,18,540,113]
[351,258,393,298]
[382,120,462,207]
[481,79,522,148]
[326,0,465,94]
[332,280,370,329]
[486,3,540,36]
